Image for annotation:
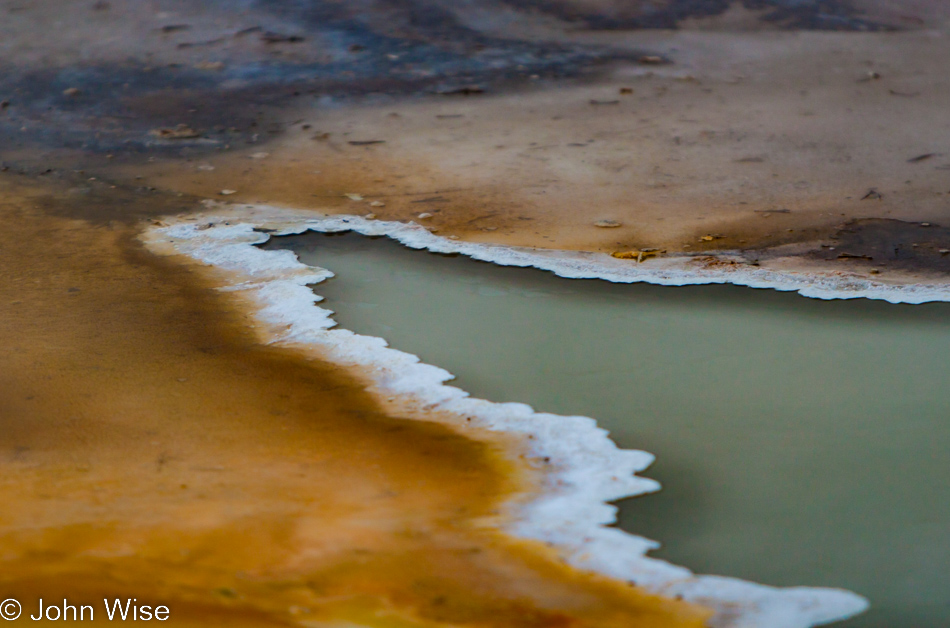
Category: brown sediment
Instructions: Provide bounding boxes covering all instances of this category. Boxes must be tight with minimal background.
[99,23,950,284]
[0,174,709,626]
[4,1,949,288]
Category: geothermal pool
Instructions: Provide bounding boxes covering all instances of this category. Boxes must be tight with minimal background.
[266,231,950,628]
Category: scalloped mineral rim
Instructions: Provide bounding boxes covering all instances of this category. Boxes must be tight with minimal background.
[140,202,921,628]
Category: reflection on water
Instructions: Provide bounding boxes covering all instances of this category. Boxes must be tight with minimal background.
[268,231,950,628]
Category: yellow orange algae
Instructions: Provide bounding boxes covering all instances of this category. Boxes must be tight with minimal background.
[0,175,709,627]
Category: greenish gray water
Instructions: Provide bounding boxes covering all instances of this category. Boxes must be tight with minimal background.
[266,232,950,628]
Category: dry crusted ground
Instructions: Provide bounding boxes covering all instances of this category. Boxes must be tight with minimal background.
[2,1,949,626]
[123,22,950,281]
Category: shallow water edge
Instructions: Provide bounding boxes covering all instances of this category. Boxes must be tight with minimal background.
[143,202,876,627]
[273,229,950,627]
[193,205,950,304]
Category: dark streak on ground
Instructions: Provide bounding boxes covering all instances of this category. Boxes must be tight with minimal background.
[744,0,894,31]
[2,166,200,226]
[811,219,950,274]
[0,0,905,162]
[0,0,651,158]
[500,0,893,31]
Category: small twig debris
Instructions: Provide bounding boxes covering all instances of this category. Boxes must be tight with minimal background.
[437,86,484,96]
[150,124,200,139]
[908,153,940,163]
[612,248,665,262]
[261,32,304,43]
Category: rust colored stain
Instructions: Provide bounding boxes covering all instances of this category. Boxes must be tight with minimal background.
[0,175,709,627]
